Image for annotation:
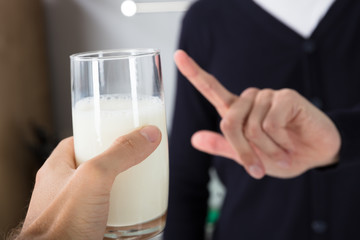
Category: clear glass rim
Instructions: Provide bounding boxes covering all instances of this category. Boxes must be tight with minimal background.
[70,48,160,61]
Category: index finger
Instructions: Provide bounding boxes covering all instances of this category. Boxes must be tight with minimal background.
[44,137,76,170]
[174,50,236,117]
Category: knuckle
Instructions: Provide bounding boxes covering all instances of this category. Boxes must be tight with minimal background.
[262,120,277,134]
[238,88,260,109]
[277,88,298,100]
[241,87,259,97]
[58,138,69,147]
[257,89,273,101]
[80,160,103,175]
[220,116,238,133]
[259,88,274,96]
[56,138,73,152]
[35,166,46,183]
[245,124,262,141]
[115,136,137,151]
[112,135,144,168]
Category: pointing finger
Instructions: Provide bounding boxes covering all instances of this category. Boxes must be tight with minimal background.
[174,50,236,117]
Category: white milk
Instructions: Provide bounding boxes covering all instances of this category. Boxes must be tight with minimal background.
[72,95,169,226]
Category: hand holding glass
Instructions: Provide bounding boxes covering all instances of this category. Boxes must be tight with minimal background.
[71,49,169,239]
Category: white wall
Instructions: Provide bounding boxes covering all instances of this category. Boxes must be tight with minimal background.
[43,0,191,138]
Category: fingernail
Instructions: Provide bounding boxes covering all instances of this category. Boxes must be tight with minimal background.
[140,126,161,143]
[248,165,264,179]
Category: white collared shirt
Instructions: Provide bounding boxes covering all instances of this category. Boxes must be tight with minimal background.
[253,0,336,38]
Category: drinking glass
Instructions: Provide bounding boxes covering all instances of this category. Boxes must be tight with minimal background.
[70,49,169,239]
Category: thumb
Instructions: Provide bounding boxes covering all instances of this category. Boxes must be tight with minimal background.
[84,125,162,180]
[192,130,241,164]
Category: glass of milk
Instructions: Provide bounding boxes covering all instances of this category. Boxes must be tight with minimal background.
[70,49,169,239]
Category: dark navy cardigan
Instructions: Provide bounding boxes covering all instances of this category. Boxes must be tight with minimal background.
[164,0,360,239]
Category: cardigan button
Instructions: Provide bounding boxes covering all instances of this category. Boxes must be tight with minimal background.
[303,40,316,53]
[311,220,327,234]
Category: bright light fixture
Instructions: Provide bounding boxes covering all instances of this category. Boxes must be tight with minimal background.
[121,0,191,17]
[121,0,137,17]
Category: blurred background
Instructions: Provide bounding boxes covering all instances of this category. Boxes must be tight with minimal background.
[0,0,224,237]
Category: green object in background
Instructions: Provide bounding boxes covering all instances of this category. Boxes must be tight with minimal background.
[206,168,225,238]
[206,208,220,224]
[205,208,221,239]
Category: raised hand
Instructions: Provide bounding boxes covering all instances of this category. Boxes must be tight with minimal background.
[174,50,341,179]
